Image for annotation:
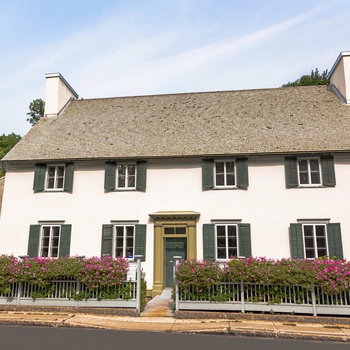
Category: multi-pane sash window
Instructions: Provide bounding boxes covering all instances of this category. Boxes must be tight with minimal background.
[41,225,60,257]
[117,164,136,189]
[215,161,235,187]
[46,165,65,190]
[115,225,135,259]
[303,224,327,259]
[216,224,238,259]
[298,158,321,185]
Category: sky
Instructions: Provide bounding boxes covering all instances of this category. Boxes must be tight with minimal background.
[1,0,350,136]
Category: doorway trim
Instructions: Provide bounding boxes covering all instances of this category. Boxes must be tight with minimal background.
[149,211,200,297]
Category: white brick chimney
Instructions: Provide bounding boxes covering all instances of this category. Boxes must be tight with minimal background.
[329,51,350,105]
[44,73,79,117]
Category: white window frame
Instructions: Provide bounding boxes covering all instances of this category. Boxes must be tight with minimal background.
[297,157,322,187]
[214,160,236,188]
[302,222,328,259]
[113,225,135,259]
[45,165,65,191]
[40,225,61,258]
[116,163,137,190]
[215,223,239,260]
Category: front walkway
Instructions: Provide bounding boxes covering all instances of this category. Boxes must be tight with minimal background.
[141,288,173,317]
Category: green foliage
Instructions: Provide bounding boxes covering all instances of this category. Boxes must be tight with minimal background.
[26,98,45,126]
[0,133,21,176]
[282,68,329,87]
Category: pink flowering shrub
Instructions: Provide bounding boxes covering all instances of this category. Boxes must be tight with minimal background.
[0,255,129,290]
[175,257,350,296]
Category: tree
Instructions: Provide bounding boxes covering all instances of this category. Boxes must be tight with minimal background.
[26,98,45,126]
[0,133,21,177]
[282,68,329,87]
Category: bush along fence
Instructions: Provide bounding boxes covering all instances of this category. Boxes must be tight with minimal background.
[0,255,146,315]
[173,257,350,316]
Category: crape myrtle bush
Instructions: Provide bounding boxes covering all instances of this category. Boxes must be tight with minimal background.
[0,255,129,294]
[175,257,350,295]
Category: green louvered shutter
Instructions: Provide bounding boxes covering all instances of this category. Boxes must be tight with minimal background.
[202,159,214,190]
[327,223,343,259]
[285,156,298,188]
[136,161,147,191]
[290,223,304,258]
[33,164,46,192]
[135,224,146,261]
[203,224,215,261]
[238,223,251,257]
[64,163,74,192]
[59,224,72,257]
[321,155,336,187]
[27,225,41,257]
[236,158,249,189]
[104,162,116,191]
[101,224,113,257]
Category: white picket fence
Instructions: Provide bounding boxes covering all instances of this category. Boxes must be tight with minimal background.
[175,281,350,316]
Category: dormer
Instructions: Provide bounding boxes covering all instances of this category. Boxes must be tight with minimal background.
[329,51,350,105]
[44,73,79,117]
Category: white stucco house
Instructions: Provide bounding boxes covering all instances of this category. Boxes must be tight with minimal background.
[1,51,350,297]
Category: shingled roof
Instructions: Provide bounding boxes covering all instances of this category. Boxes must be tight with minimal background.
[4,85,350,162]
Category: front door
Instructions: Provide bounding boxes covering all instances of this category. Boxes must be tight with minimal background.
[165,238,187,287]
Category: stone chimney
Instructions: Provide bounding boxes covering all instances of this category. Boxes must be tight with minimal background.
[329,51,350,105]
[44,73,79,117]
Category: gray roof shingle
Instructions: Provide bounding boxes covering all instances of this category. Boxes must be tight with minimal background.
[4,85,350,162]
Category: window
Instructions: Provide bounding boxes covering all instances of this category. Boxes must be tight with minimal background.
[27,224,72,258]
[33,163,74,192]
[203,222,251,260]
[214,161,235,187]
[46,165,65,190]
[202,158,248,190]
[216,224,238,259]
[115,225,135,258]
[101,224,146,261]
[104,161,147,192]
[41,225,61,257]
[302,224,327,259]
[117,164,136,189]
[290,222,343,260]
[298,158,321,186]
[285,155,335,188]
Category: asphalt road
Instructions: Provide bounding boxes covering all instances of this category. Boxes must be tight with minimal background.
[0,326,348,350]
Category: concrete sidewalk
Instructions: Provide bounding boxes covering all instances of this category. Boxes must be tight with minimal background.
[0,310,349,342]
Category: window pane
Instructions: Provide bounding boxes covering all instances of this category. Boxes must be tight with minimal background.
[164,228,174,234]
[226,162,234,173]
[304,237,314,248]
[309,159,319,171]
[315,225,326,237]
[299,160,308,171]
[216,226,225,237]
[217,237,226,248]
[310,172,321,184]
[317,248,327,257]
[128,175,135,188]
[118,176,125,188]
[175,227,186,234]
[305,249,315,259]
[115,247,123,257]
[217,248,226,259]
[118,165,126,175]
[56,177,64,188]
[216,174,224,186]
[57,166,65,177]
[228,248,237,257]
[116,227,124,237]
[304,225,313,236]
[128,165,136,176]
[215,162,224,174]
[226,173,235,186]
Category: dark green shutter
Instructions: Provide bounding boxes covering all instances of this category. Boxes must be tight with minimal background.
[321,155,336,187]
[101,224,113,257]
[236,158,249,189]
[33,164,46,192]
[27,225,40,257]
[203,224,215,261]
[59,224,72,257]
[135,224,146,261]
[202,159,214,190]
[64,163,74,192]
[104,162,116,191]
[290,223,304,258]
[327,223,343,259]
[285,156,298,188]
[136,161,147,191]
[238,223,251,257]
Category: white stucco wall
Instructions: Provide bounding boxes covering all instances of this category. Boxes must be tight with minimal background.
[1,155,350,289]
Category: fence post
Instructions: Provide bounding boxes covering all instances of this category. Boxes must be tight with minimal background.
[311,283,317,316]
[240,280,245,313]
[134,255,143,316]
[173,256,182,312]
[17,282,23,306]
[76,281,81,308]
